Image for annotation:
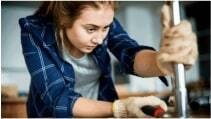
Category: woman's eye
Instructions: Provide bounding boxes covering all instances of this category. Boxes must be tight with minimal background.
[103,27,110,32]
[87,28,96,33]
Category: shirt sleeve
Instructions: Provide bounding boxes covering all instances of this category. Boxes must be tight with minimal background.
[107,18,156,75]
[19,18,81,117]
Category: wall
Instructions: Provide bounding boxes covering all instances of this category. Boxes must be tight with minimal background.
[1,2,40,92]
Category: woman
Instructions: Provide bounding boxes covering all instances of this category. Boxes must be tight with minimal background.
[19,1,197,118]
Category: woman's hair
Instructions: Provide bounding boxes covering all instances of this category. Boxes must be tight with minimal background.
[35,1,118,29]
[35,1,118,53]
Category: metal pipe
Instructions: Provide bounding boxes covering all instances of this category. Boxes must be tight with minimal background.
[174,64,188,118]
[171,0,188,118]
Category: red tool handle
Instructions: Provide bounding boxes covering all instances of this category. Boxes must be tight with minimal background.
[141,105,165,117]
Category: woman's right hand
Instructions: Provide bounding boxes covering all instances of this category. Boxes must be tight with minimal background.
[112,96,167,117]
[157,4,198,77]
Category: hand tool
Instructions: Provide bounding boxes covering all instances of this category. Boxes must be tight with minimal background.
[159,76,169,87]
[141,105,165,117]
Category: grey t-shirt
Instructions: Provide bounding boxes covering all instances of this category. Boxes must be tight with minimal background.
[57,38,101,100]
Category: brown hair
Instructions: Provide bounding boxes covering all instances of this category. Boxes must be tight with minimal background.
[35,1,118,29]
[35,1,117,54]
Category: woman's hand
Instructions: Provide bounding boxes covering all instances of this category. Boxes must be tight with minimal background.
[156,4,198,77]
[113,96,167,117]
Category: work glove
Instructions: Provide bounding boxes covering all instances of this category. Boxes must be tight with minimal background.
[112,96,168,117]
[156,4,198,77]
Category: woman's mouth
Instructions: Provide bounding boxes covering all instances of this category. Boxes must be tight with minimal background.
[86,46,96,51]
[87,46,96,48]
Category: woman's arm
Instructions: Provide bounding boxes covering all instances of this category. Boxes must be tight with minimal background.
[108,18,156,75]
[133,50,164,77]
[19,17,82,117]
[73,97,113,117]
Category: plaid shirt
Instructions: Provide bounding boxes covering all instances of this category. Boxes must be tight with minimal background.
[19,15,155,117]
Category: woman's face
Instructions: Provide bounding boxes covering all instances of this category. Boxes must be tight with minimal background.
[65,5,114,58]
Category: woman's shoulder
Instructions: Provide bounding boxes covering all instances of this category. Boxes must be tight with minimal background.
[19,14,54,31]
[19,14,56,46]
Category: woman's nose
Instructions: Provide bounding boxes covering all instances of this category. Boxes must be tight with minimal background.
[92,34,104,45]
[91,38,103,45]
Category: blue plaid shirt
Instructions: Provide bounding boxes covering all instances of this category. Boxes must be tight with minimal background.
[19,15,155,117]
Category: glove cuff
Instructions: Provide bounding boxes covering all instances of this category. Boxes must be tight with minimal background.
[113,100,127,117]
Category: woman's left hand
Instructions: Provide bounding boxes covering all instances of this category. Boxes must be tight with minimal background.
[156,4,198,77]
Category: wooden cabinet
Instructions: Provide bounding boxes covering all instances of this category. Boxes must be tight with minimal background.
[1,97,27,118]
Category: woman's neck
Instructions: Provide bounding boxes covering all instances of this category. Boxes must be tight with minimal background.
[60,29,85,59]
[67,46,85,59]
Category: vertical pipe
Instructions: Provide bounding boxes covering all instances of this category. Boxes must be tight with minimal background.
[171,0,188,118]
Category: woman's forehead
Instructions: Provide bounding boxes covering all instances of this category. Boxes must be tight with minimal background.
[77,6,114,27]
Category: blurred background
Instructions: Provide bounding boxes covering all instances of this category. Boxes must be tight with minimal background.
[1,1,210,117]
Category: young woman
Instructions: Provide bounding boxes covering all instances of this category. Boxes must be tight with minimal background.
[19,1,197,118]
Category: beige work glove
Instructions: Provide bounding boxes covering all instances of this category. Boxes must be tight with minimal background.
[156,4,198,77]
[112,96,168,117]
